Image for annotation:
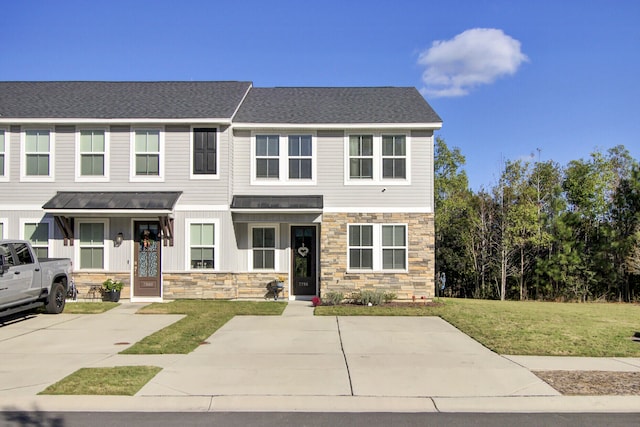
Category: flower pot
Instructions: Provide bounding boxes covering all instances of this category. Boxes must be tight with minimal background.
[105,290,121,302]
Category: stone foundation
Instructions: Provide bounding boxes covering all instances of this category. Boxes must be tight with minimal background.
[162,272,288,300]
[71,272,130,301]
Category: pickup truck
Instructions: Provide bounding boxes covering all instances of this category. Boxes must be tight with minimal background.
[0,240,72,317]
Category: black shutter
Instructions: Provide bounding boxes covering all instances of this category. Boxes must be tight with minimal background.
[193,128,217,174]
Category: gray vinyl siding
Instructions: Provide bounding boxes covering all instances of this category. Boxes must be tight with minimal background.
[231,128,434,211]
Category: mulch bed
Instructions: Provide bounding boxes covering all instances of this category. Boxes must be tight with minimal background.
[534,371,640,395]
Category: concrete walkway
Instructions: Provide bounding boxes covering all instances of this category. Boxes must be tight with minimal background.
[1,301,639,413]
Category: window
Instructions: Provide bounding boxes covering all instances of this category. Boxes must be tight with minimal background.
[349,135,373,179]
[79,222,105,269]
[288,135,312,179]
[79,129,106,178]
[24,130,52,178]
[256,135,279,179]
[189,222,215,269]
[251,226,276,270]
[382,135,406,179]
[0,221,5,239]
[382,225,407,269]
[192,128,217,176]
[24,222,49,259]
[348,225,373,269]
[348,224,408,271]
[0,130,5,178]
[132,129,163,180]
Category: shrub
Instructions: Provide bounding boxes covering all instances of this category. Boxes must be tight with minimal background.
[311,296,322,307]
[322,291,344,306]
[383,292,397,303]
[354,290,384,306]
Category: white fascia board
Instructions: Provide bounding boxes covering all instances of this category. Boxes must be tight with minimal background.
[230,208,323,214]
[232,122,443,130]
[175,205,229,211]
[323,207,433,214]
[0,118,232,125]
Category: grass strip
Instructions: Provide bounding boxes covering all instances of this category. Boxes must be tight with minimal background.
[122,300,286,354]
[39,366,162,396]
[62,302,119,314]
[316,299,640,357]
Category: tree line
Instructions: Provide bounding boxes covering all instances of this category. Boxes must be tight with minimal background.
[435,137,640,302]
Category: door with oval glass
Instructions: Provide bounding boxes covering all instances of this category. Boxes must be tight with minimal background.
[133,221,161,298]
[291,226,317,296]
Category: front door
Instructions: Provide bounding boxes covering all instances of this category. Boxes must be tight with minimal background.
[291,226,317,296]
[133,221,161,298]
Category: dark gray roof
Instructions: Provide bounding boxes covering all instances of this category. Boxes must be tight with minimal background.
[231,195,323,210]
[0,81,251,119]
[233,87,442,124]
[43,191,182,211]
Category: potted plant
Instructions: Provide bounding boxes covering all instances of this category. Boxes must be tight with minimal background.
[102,278,124,302]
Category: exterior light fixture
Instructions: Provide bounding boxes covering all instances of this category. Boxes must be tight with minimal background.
[114,232,124,247]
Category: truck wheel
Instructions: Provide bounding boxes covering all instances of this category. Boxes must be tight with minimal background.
[45,282,66,314]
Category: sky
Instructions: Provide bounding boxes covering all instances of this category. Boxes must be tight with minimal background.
[2,0,639,190]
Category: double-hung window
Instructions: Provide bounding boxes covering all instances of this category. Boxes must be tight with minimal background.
[288,135,312,179]
[132,129,163,180]
[382,135,406,179]
[23,129,53,180]
[255,135,279,179]
[23,221,50,259]
[189,221,216,269]
[251,225,277,270]
[78,129,107,180]
[348,224,407,271]
[192,128,217,177]
[79,222,105,269]
[0,130,6,180]
[349,135,373,179]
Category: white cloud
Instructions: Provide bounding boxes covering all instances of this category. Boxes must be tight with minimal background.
[418,28,528,98]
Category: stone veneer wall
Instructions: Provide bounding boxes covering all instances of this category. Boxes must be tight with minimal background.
[72,272,130,300]
[163,272,288,300]
[320,212,435,300]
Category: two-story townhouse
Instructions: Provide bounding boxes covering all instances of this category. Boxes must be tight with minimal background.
[0,82,442,302]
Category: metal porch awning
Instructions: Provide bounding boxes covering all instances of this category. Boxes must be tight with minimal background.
[230,195,323,223]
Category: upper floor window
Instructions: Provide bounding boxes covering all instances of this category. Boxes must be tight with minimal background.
[132,129,163,181]
[256,135,280,179]
[345,133,410,185]
[77,129,108,181]
[288,135,312,179]
[349,135,373,179]
[78,221,106,270]
[382,135,406,179]
[22,129,54,181]
[0,130,6,179]
[192,128,217,177]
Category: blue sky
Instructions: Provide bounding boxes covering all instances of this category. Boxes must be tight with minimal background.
[3,0,639,189]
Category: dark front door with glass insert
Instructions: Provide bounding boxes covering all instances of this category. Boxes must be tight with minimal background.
[291,226,317,296]
[134,221,161,298]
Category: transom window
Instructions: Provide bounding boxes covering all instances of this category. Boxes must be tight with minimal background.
[25,130,51,177]
[349,135,373,179]
[134,129,160,176]
[348,224,408,271]
[288,135,312,179]
[189,222,215,269]
[79,222,105,269]
[251,226,276,270]
[256,135,280,179]
[382,135,406,179]
[193,128,217,176]
[80,130,105,176]
[24,222,49,259]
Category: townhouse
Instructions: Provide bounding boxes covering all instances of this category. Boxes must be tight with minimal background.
[0,81,442,301]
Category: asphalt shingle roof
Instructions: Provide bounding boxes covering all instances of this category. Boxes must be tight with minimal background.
[0,81,251,119]
[233,87,442,124]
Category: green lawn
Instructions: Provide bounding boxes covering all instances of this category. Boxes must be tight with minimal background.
[316,299,640,357]
[63,302,119,314]
[121,300,286,354]
[40,366,162,396]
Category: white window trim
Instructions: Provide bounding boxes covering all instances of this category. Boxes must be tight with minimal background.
[130,127,165,182]
[20,217,54,256]
[185,219,220,271]
[190,126,220,180]
[75,219,109,271]
[250,132,317,186]
[0,128,8,182]
[75,127,110,182]
[347,223,409,273]
[0,218,7,239]
[20,127,55,182]
[344,132,411,185]
[249,223,279,271]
